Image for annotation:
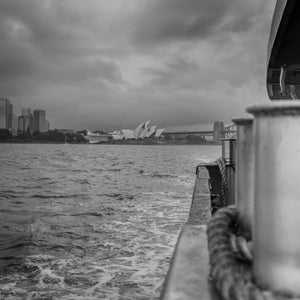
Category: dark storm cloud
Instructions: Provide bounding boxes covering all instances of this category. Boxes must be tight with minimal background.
[132,0,275,116]
[133,0,269,45]
[0,0,124,84]
[0,0,276,130]
[141,57,200,88]
[134,0,228,44]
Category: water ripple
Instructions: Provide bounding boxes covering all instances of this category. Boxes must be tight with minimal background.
[0,143,221,299]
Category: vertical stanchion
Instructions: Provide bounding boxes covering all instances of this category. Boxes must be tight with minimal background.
[221,138,236,164]
[232,118,254,239]
[248,102,300,294]
[221,138,236,205]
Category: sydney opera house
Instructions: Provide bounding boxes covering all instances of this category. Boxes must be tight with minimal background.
[110,121,165,140]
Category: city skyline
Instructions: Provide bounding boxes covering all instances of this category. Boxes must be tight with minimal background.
[0,1,275,131]
[0,98,50,133]
[1,97,229,135]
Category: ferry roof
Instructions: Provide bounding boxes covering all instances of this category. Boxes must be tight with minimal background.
[267,0,300,99]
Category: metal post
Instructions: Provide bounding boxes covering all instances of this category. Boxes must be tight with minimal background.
[248,102,300,294]
[221,138,236,205]
[232,118,254,239]
[221,138,236,164]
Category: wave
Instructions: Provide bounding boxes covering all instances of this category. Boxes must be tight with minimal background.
[20,181,56,189]
[0,194,12,200]
[31,194,86,199]
[36,177,52,181]
[0,143,219,299]
[104,193,134,201]
[0,234,30,265]
[90,168,122,172]
[144,172,177,178]
[71,212,103,217]
[0,189,24,195]
[0,190,26,199]
[71,179,90,185]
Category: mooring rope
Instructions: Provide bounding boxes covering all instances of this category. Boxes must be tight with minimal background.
[207,206,297,300]
[216,157,229,207]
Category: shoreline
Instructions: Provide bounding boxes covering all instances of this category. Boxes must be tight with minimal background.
[0,140,219,146]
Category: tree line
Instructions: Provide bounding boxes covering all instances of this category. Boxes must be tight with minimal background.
[0,129,88,143]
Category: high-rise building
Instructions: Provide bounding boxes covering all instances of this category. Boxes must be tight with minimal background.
[22,108,31,117]
[33,109,49,133]
[12,115,18,130]
[21,108,33,131]
[11,114,18,135]
[18,115,31,132]
[0,98,11,129]
[8,103,13,129]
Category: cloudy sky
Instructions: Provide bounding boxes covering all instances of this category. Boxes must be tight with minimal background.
[1,0,275,131]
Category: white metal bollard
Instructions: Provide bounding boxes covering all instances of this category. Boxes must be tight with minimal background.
[232,117,254,239]
[248,101,300,294]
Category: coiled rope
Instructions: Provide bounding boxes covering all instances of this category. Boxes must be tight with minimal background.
[207,206,297,300]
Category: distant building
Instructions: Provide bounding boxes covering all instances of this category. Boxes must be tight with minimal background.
[21,108,33,131]
[111,121,165,140]
[22,108,31,116]
[12,115,18,131]
[33,109,50,133]
[85,130,112,143]
[110,129,135,140]
[18,115,31,132]
[18,108,32,132]
[7,114,18,136]
[0,98,12,129]
[8,103,13,129]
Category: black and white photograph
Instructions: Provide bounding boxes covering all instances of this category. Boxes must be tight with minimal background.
[1,0,300,299]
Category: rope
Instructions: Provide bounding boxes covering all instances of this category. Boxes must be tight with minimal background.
[215,157,229,208]
[207,206,297,300]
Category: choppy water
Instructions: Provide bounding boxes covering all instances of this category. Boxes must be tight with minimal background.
[0,144,220,299]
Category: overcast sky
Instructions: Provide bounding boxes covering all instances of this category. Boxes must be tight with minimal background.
[1,0,275,131]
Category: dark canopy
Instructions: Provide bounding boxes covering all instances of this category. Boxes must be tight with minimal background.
[267,0,300,100]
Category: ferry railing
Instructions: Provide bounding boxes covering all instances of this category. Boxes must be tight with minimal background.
[161,136,236,300]
[195,138,236,213]
[196,162,221,215]
[221,138,236,206]
[161,0,300,296]
[206,102,300,299]
[161,102,300,299]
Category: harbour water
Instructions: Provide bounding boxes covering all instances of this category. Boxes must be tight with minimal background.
[0,144,220,300]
